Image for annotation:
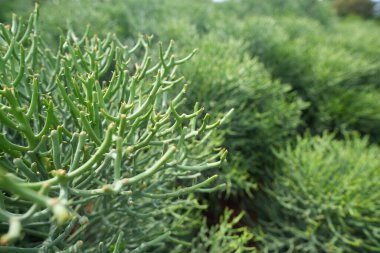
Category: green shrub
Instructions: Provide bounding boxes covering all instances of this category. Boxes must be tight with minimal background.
[35,0,240,45]
[317,87,380,141]
[38,0,307,195]
[30,0,334,46]
[38,0,158,41]
[236,0,335,25]
[0,8,249,252]
[189,209,256,253]
[255,134,380,252]
[330,19,380,60]
[241,16,380,140]
[180,35,307,192]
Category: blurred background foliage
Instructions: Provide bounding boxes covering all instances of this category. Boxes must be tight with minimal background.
[1,0,380,251]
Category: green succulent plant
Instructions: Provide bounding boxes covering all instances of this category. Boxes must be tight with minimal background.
[180,35,307,193]
[0,7,233,252]
[241,15,380,141]
[190,209,256,253]
[255,133,380,253]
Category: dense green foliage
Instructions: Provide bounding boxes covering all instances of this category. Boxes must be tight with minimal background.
[255,134,380,252]
[191,209,256,253]
[0,8,256,252]
[241,15,380,139]
[1,0,380,252]
[180,35,306,192]
[9,0,308,192]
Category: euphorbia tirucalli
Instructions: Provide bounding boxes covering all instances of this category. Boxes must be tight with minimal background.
[0,7,231,252]
[255,134,380,253]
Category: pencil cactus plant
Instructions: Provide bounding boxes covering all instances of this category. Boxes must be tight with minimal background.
[241,16,380,141]
[190,209,256,253]
[180,35,306,194]
[0,7,231,252]
[255,134,380,253]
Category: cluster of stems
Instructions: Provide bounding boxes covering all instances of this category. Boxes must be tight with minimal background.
[257,135,380,253]
[0,6,230,252]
